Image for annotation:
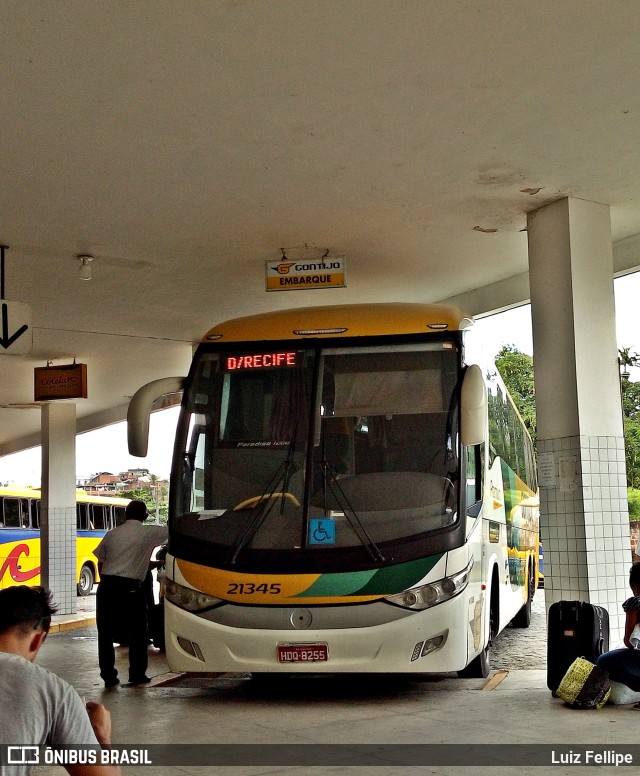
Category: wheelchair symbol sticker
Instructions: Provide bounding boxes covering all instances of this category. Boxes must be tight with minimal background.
[309,518,336,545]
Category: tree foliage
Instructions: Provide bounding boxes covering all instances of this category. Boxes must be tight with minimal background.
[620,347,640,490]
[618,346,640,371]
[119,484,168,523]
[494,344,537,444]
[495,344,640,489]
[624,418,640,490]
[622,378,640,419]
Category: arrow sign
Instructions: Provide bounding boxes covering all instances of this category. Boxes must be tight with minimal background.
[0,300,33,354]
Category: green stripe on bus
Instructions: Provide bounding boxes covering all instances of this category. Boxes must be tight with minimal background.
[299,554,444,597]
[298,568,378,597]
[352,554,444,595]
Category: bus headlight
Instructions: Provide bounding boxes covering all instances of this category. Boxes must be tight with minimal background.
[164,579,221,612]
[385,560,473,611]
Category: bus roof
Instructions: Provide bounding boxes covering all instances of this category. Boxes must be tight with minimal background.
[0,486,130,506]
[202,303,474,343]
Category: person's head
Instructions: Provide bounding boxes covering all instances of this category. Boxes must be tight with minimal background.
[125,499,148,522]
[629,564,640,595]
[0,586,57,661]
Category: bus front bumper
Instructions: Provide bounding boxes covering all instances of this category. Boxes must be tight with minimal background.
[163,597,476,674]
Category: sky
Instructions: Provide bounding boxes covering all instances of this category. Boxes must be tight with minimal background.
[1,272,638,486]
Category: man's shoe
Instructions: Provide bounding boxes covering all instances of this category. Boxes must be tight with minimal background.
[128,676,151,685]
[104,677,120,689]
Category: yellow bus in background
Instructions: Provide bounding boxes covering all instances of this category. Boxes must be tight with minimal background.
[0,486,129,595]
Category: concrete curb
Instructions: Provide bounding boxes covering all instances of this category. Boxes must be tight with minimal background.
[49,616,96,634]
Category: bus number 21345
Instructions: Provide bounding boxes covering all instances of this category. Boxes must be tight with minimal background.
[227,582,282,595]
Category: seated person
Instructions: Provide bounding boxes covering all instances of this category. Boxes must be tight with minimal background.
[0,585,120,775]
[597,563,640,699]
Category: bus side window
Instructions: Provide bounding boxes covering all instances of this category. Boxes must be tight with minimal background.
[24,499,33,528]
[465,444,482,510]
[77,503,90,531]
[20,499,30,527]
[2,498,22,528]
[90,505,107,530]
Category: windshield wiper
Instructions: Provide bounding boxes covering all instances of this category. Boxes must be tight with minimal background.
[317,454,385,563]
[228,431,299,564]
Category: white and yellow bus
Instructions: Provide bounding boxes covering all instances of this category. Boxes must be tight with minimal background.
[0,487,129,596]
[129,303,539,678]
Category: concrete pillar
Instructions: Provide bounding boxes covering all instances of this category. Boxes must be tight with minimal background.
[40,402,77,615]
[527,197,630,643]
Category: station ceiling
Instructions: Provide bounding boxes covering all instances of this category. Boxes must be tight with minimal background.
[2,1,640,456]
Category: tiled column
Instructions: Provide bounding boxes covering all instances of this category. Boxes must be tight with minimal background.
[528,197,630,644]
[41,402,77,615]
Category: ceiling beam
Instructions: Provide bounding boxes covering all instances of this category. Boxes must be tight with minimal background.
[440,234,640,317]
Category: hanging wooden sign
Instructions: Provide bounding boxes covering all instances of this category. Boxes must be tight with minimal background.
[34,363,88,401]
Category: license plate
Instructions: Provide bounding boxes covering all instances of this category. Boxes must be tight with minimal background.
[277,643,328,662]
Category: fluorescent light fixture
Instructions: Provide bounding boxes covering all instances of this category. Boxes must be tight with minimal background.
[293,327,348,336]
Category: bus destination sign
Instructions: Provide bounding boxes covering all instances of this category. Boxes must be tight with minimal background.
[224,352,300,371]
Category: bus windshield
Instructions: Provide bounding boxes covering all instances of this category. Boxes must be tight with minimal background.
[172,341,460,565]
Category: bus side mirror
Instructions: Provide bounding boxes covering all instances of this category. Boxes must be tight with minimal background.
[460,364,486,447]
[127,377,185,456]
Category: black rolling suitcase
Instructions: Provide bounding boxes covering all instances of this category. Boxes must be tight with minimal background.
[547,600,609,693]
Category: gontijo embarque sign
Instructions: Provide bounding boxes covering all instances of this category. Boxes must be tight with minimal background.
[265,256,346,291]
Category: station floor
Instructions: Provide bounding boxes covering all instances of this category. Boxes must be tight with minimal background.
[32,594,640,775]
